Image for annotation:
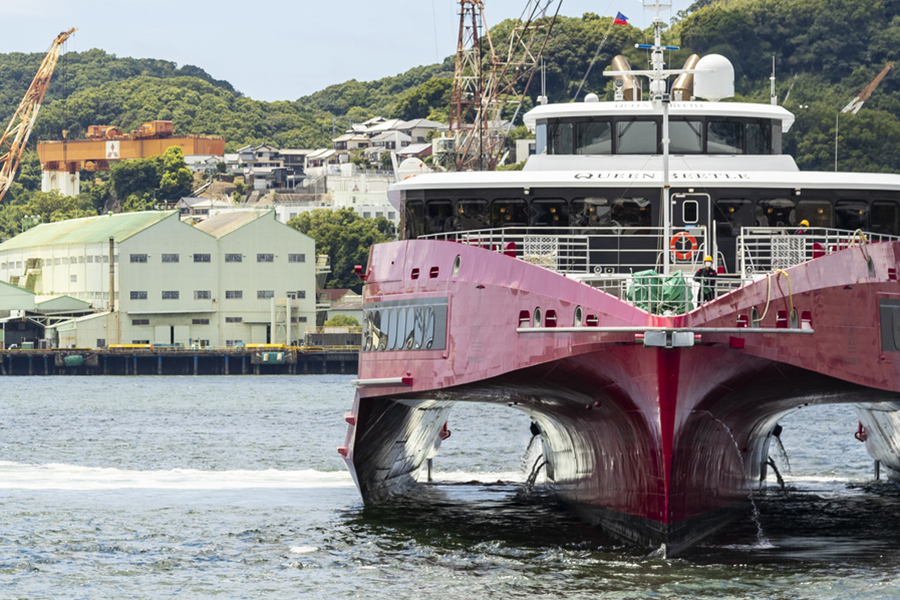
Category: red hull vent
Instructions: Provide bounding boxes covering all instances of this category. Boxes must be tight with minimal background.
[776,310,789,329]
[545,310,557,327]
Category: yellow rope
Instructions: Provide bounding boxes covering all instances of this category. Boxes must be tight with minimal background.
[753,269,793,323]
[849,228,871,262]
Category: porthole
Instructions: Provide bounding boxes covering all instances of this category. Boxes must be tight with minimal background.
[452,255,461,276]
[801,310,813,329]
[534,307,543,327]
[574,305,583,327]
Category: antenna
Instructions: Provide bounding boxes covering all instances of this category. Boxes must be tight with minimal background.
[539,57,547,105]
[770,56,777,105]
[635,0,675,100]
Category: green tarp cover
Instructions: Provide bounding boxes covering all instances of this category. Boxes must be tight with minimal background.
[63,355,84,367]
[627,269,693,315]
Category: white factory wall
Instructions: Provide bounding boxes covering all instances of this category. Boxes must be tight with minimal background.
[214,215,316,346]
[118,216,219,345]
[0,212,317,347]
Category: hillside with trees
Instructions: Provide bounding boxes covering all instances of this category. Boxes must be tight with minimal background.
[1,0,900,233]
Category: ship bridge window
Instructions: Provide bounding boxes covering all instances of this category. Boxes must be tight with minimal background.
[756,199,796,227]
[670,120,703,154]
[708,120,744,154]
[404,200,424,239]
[871,200,900,235]
[456,199,490,230]
[548,121,574,154]
[797,200,833,229]
[530,199,570,226]
[536,123,547,154]
[572,197,611,226]
[746,121,772,154]
[575,120,612,154]
[616,120,658,154]
[714,199,754,236]
[835,200,869,231]
[492,199,528,227]
[425,200,455,234]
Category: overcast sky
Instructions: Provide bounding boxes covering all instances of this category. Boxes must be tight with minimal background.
[0,0,695,102]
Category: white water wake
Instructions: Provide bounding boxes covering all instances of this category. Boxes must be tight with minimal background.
[0,461,354,490]
[0,461,530,491]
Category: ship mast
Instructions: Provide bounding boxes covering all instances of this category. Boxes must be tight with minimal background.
[604,0,680,275]
[645,0,674,276]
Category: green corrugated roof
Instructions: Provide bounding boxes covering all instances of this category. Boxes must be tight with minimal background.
[194,210,269,238]
[0,279,35,296]
[0,211,177,251]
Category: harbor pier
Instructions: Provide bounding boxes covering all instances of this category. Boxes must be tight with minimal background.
[0,346,358,376]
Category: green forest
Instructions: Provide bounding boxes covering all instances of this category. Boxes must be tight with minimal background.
[1,0,900,235]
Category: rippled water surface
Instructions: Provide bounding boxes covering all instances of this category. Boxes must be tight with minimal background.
[2,376,900,599]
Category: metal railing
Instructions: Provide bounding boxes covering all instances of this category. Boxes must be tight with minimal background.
[738,227,900,277]
[421,226,710,276]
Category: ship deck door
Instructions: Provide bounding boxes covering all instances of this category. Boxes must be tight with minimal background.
[671,192,713,261]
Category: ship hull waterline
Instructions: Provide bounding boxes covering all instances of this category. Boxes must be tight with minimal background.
[342,238,900,554]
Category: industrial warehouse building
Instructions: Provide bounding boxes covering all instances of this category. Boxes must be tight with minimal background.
[0,210,318,348]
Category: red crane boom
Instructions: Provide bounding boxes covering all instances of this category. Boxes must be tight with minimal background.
[0,28,76,204]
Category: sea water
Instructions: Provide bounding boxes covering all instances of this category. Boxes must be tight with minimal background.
[2,375,900,599]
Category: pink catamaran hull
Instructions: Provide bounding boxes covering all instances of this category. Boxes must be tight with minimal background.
[342,238,900,553]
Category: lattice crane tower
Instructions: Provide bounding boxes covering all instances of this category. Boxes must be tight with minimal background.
[448,1,559,171]
[0,28,76,204]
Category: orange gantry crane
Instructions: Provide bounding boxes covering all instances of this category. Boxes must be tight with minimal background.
[37,120,225,195]
[0,28,76,204]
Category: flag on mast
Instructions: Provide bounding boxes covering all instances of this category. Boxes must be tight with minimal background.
[613,12,629,25]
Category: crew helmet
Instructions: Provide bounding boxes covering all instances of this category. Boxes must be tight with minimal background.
[703,255,713,262]
[800,219,809,227]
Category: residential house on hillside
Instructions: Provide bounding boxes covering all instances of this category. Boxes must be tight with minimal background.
[240,144,283,169]
[306,149,336,169]
[369,130,411,151]
[184,155,221,173]
[224,153,240,174]
[396,143,432,160]
[237,144,309,190]
[332,134,369,152]
[399,118,443,143]
[330,117,443,166]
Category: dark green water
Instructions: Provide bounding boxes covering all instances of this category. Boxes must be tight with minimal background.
[1,376,898,599]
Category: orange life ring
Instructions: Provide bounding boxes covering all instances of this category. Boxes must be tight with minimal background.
[669,231,698,261]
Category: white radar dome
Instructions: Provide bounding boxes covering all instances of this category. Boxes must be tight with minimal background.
[693,54,734,102]
[584,93,600,103]
[397,156,430,180]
